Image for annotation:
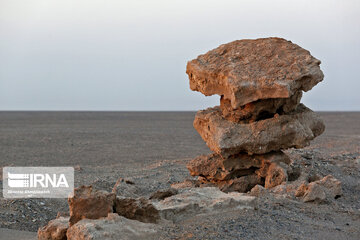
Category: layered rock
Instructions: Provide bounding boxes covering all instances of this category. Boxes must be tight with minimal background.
[38,185,255,239]
[187,151,291,192]
[186,37,324,108]
[187,152,290,182]
[186,37,325,192]
[194,104,325,156]
[152,187,255,222]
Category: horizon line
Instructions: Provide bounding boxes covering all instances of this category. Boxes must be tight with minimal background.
[0,109,359,113]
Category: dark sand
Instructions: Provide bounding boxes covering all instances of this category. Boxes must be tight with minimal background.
[0,111,359,239]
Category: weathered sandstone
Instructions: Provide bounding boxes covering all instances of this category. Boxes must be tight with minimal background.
[68,186,115,226]
[187,151,290,192]
[296,175,342,202]
[187,151,290,182]
[186,37,326,193]
[38,217,69,240]
[66,213,158,240]
[194,104,325,156]
[187,37,323,108]
[152,187,255,222]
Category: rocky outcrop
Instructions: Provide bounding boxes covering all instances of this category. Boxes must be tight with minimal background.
[114,197,160,223]
[68,186,115,226]
[186,37,323,108]
[152,187,255,222]
[39,185,255,239]
[66,213,158,240]
[186,37,325,192]
[37,217,69,240]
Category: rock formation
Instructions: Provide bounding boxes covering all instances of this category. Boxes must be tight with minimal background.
[66,213,158,240]
[186,37,325,192]
[38,185,255,239]
[68,186,115,226]
[152,187,255,222]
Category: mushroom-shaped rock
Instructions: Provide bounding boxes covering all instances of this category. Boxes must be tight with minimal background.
[187,37,323,108]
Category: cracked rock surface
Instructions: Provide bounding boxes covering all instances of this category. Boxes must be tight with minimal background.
[194,104,325,156]
[186,37,323,108]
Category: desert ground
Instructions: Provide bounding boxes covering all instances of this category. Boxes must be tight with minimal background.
[0,111,359,239]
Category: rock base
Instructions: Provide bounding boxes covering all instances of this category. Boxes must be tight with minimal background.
[187,151,291,192]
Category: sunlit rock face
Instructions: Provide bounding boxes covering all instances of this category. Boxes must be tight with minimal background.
[68,186,115,226]
[193,104,325,157]
[186,37,325,192]
[186,37,324,108]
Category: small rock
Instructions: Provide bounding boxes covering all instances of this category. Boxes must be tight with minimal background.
[68,186,115,226]
[300,175,342,203]
[38,216,69,240]
[295,183,308,197]
[303,183,326,202]
[74,165,82,171]
[264,163,288,188]
[249,185,267,197]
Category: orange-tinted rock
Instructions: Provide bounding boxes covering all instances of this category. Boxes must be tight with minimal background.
[263,162,289,188]
[295,183,309,197]
[37,217,69,240]
[186,38,326,194]
[302,175,342,202]
[186,37,323,108]
[220,91,302,123]
[68,186,115,226]
[193,104,325,156]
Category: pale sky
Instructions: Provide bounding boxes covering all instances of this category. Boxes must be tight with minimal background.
[0,0,359,111]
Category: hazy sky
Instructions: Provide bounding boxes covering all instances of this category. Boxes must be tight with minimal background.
[0,0,359,111]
